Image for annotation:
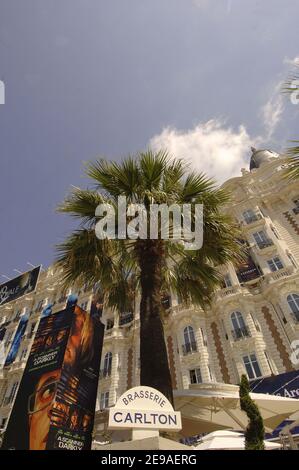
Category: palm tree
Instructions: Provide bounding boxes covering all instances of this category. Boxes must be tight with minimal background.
[56,150,242,405]
[283,64,299,180]
[285,142,299,181]
[239,375,265,450]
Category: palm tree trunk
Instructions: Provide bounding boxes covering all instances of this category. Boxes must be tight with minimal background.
[136,239,174,406]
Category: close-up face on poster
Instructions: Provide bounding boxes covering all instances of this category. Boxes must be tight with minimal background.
[2,305,103,450]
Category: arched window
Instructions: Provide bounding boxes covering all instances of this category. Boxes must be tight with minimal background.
[287,252,297,268]
[231,311,249,340]
[183,326,197,354]
[103,352,112,377]
[287,294,299,322]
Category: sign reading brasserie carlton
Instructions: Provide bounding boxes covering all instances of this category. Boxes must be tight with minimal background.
[108,386,182,431]
[0,266,41,306]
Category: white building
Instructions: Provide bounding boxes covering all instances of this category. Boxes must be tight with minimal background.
[0,147,299,441]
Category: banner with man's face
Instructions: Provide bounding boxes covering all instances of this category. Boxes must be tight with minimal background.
[2,303,104,450]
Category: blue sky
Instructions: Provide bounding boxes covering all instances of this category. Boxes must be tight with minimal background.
[0,0,298,277]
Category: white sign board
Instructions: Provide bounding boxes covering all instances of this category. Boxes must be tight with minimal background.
[108,386,182,432]
[0,80,4,105]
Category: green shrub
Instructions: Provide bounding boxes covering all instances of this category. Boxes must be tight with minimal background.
[239,374,265,450]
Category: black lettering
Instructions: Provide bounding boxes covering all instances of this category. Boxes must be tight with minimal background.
[169,414,177,425]
[114,412,123,423]
[158,414,167,425]
[124,413,133,423]
[134,413,143,424]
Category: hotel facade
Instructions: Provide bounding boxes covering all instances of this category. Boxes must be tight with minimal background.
[1,148,299,441]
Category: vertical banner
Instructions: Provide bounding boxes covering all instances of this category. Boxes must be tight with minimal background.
[46,304,104,450]
[2,303,104,450]
[4,310,30,367]
[236,255,261,283]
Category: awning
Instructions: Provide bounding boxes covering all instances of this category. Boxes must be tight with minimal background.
[174,382,299,436]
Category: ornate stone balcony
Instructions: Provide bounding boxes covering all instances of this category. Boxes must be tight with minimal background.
[260,266,295,287]
[290,310,299,324]
[242,213,263,226]
[99,368,112,380]
[256,238,274,250]
[231,326,251,341]
[1,397,13,407]
[182,341,198,356]
[213,285,245,302]
[4,360,26,373]
[119,312,134,326]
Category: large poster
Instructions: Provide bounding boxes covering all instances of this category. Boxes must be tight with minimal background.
[0,266,41,307]
[2,302,104,450]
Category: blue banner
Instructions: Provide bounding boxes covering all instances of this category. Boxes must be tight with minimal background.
[250,370,299,436]
[4,310,30,366]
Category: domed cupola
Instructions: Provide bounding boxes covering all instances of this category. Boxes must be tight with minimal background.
[249,147,279,171]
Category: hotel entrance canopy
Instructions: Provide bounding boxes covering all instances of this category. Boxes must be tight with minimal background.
[174,383,299,437]
[193,430,281,450]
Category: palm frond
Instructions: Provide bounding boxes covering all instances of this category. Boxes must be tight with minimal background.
[181,172,216,202]
[55,229,117,288]
[139,149,169,191]
[57,188,105,227]
[282,63,299,96]
[284,142,299,181]
[57,150,242,313]
[86,157,141,198]
[171,256,220,308]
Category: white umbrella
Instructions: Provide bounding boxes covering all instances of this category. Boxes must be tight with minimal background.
[193,430,281,450]
[174,383,299,436]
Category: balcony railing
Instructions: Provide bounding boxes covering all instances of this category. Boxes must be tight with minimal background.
[5,360,26,372]
[2,396,14,407]
[291,310,299,324]
[119,313,134,326]
[99,369,112,379]
[231,326,251,341]
[214,286,243,300]
[182,341,198,355]
[256,239,274,249]
[244,214,263,225]
[260,266,295,285]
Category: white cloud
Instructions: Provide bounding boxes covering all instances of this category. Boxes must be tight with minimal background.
[149,78,285,184]
[284,56,299,67]
[149,120,252,183]
[260,85,284,141]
